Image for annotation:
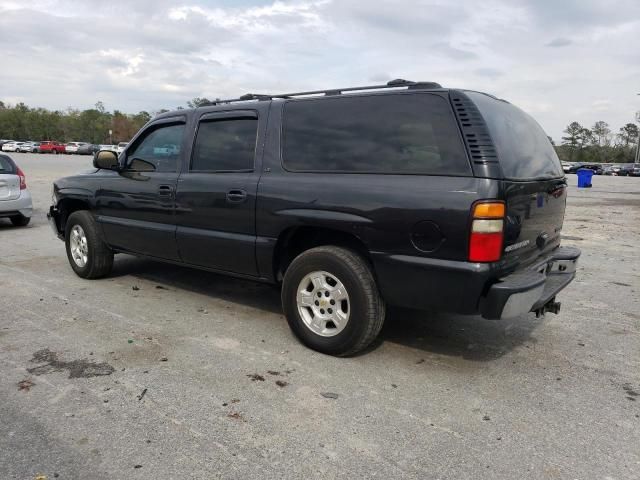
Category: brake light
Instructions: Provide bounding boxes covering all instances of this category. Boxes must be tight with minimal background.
[469,201,505,262]
[16,167,27,190]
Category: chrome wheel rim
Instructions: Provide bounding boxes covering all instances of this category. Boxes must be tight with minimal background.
[296,270,350,337]
[69,225,88,268]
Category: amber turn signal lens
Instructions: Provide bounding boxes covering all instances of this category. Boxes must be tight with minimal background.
[473,202,505,219]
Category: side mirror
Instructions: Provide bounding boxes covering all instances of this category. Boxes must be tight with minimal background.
[93,150,120,170]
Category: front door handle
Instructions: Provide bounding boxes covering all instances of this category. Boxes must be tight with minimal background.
[226,189,247,203]
[158,185,174,197]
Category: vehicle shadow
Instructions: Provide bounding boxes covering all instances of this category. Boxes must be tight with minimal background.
[110,255,542,362]
[110,255,283,315]
[373,307,543,361]
[0,221,33,230]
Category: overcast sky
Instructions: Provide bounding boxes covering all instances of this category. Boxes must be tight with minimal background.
[1,0,639,141]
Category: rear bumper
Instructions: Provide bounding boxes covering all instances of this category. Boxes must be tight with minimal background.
[373,253,494,314]
[372,245,580,318]
[480,246,581,319]
[0,190,32,218]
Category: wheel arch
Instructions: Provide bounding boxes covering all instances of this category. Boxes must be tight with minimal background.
[273,225,373,282]
[56,196,92,238]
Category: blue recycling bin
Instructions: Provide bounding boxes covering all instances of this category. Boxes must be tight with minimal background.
[577,168,593,188]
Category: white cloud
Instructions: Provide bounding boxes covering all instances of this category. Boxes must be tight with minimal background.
[0,0,639,139]
[99,50,145,77]
[168,0,330,31]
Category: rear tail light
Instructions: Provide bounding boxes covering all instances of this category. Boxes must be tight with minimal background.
[16,166,27,190]
[469,201,505,262]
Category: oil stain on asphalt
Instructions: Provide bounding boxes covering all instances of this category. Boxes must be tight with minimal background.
[27,349,115,379]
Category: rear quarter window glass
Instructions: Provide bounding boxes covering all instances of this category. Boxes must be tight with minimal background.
[466,92,563,180]
[282,93,471,175]
[0,156,15,173]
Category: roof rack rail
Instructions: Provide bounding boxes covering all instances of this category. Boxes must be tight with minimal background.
[208,79,442,106]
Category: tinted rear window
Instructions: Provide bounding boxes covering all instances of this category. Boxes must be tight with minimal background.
[466,92,563,180]
[282,93,470,175]
[0,155,16,173]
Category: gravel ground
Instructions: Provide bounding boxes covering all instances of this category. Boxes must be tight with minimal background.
[1,153,639,480]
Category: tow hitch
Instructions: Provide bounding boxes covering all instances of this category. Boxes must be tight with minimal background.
[534,298,561,318]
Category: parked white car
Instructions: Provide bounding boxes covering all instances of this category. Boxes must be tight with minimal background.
[0,154,32,226]
[18,142,38,153]
[98,144,118,152]
[65,142,89,154]
[26,142,41,153]
[1,142,24,152]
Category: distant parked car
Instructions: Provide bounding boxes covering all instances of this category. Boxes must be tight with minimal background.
[153,144,180,156]
[628,164,640,177]
[77,143,100,155]
[98,144,117,152]
[18,142,40,153]
[566,163,603,175]
[589,164,605,175]
[16,142,31,153]
[0,154,32,226]
[65,142,89,154]
[604,165,626,176]
[116,142,129,154]
[39,141,66,154]
[2,142,24,152]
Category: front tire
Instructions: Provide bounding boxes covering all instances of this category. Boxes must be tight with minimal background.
[282,246,385,356]
[65,211,113,279]
[10,215,30,227]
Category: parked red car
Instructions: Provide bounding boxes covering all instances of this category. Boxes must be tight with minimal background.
[39,141,66,154]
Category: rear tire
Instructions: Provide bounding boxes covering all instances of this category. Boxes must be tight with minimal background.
[65,211,113,279]
[282,246,385,356]
[10,215,30,227]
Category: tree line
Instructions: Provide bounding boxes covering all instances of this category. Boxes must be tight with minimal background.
[554,120,639,164]
[1,99,639,164]
[0,98,218,145]
[0,101,152,145]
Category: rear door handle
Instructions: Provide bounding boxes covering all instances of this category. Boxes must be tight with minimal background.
[226,189,247,203]
[158,185,174,197]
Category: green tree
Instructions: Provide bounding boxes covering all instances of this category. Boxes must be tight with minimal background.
[617,123,639,147]
[562,122,582,147]
[591,121,611,147]
[187,97,212,108]
[561,122,584,161]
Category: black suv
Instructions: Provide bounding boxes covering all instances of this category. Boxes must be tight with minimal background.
[48,80,580,356]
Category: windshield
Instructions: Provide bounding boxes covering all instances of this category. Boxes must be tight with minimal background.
[466,91,563,180]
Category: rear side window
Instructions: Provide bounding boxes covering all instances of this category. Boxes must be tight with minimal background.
[282,94,470,175]
[466,92,563,180]
[0,155,16,173]
[191,118,257,172]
